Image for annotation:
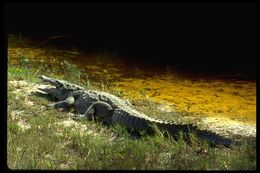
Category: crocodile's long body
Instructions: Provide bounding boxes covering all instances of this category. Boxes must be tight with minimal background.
[37,75,233,146]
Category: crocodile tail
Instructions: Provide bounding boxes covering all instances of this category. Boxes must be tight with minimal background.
[154,121,193,138]
[154,121,233,146]
[111,109,233,146]
[194,128,233,147]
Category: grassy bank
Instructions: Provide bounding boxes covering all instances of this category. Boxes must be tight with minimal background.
[7,35,256,170]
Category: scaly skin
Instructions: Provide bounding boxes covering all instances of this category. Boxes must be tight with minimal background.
[37,75,233,146]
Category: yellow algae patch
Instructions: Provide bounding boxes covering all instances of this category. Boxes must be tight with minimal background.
[111,74,256,125]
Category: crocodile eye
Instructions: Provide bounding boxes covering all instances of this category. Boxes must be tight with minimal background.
[56,81,64,88]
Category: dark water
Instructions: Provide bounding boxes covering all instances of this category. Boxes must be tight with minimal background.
[5,2,256,75]
[10,32,256,79]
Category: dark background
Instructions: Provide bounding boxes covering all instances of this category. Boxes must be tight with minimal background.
[4,2,256,73]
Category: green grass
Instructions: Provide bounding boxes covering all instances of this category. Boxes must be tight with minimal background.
[7,35,256,170]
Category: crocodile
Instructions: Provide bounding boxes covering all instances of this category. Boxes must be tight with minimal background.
[37,75,233,146]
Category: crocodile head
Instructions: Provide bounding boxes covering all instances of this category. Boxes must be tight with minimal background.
[38,75,84,101]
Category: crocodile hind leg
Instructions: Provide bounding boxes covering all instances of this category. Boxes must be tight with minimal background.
[83,104,95,121]
[48,96,75,110]
[84,101,114,123]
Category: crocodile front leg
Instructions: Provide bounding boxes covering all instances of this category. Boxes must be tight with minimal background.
[48,96,75,109]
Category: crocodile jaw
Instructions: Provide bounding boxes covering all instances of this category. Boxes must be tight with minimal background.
[39,75,85,91]
[39,75,63,88]
[37,87,59,96]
